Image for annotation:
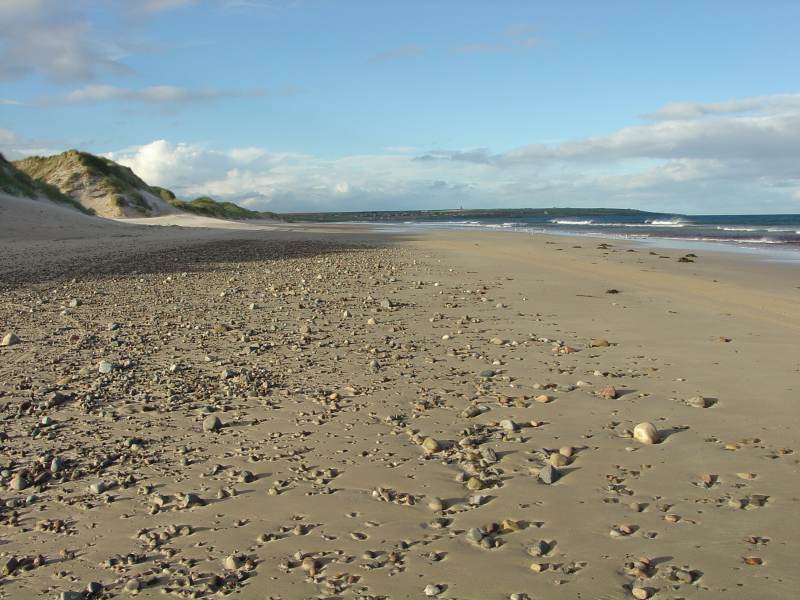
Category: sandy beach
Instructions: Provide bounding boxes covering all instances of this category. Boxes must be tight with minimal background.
[1,212,798,600]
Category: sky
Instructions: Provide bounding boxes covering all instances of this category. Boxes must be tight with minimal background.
[2,0,800,214]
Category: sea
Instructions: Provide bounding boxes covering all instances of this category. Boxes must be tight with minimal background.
[368,213,800,261]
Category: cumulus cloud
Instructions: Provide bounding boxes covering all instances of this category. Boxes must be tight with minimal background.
[96,93,800,213]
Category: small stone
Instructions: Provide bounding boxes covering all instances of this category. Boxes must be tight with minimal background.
[380,298,393,309]
[86,582,103,594]
[687,396,712,408]
[479,369,495,378]
[1,557,18,576]
[178,492,205,509]
[527,540,550,557]
[590,338,610,347]
[1,333,20,346]
[124,579,140,593]
[743,556,763,566]
[97,360,114,374]
[490,337,505,345]
[530,562,548,573]
[89,481,107,495]
[465,528,484,543]
[499,419,518,432]
[203,414,222,433]
[632,587,650,599]
[224,555,242,570]
[421,437,441,453]
[424,583,442,597]
[461,405,481,418]
[60,593,83,600]
[466,477,484,490]
[301,556,317,573]
[633,422,659,445]
[538,465,559,484]
[501,518,523,532]
[534,394,553,403]
[427,497,444,511]
[10,472,29,491]
[549,453,569,467]
[559,446,574,458]
[596,385,617,399]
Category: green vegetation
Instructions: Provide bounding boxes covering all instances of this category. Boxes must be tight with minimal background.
[13,149,276,220]
[281,207,655,222]
[0,153,95,214]
[151,186,279,220]
[14,150,150,211]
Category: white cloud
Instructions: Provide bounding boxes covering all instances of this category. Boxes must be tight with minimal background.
[0,1,130,82]
[57,84,266,106]
[642,94,800,121]
[132,0,198,14]
[87,92,800,214]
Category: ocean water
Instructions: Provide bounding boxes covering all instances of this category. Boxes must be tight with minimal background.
[369,213,800,259]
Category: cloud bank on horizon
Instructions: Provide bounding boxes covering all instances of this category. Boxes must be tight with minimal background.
[102,94,800,214]
[1,0,800,213]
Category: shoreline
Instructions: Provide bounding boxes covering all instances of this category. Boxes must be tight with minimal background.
[0,222,797,599]
[349,220,800,263]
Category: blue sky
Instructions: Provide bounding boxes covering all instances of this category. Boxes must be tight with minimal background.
[2,0,800,213]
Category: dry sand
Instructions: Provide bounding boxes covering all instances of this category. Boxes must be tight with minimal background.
[0,204,798,599]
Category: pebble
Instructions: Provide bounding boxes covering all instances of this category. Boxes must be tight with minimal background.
[427,497,444,511]
[97,360,114,374]
[633,422,659,445]
[421,437,441,453]
[89,481,107,495]
[534,394,553,403]
[549,453,569,467]
[538,465,559,484]
[424,584,443,596]
[10,472,29,491]
[461,405,481,418]
[687,396,712,408]
[466,528,484,544]
[466,477,484,490]
[527,540,550,557]
[1,333,20,346]
[597,385,618,399]
[590,338,611,347]
[499,419,518,431]
[632,587,650,599]
[203,414,223,433]
[224,554,242,570]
